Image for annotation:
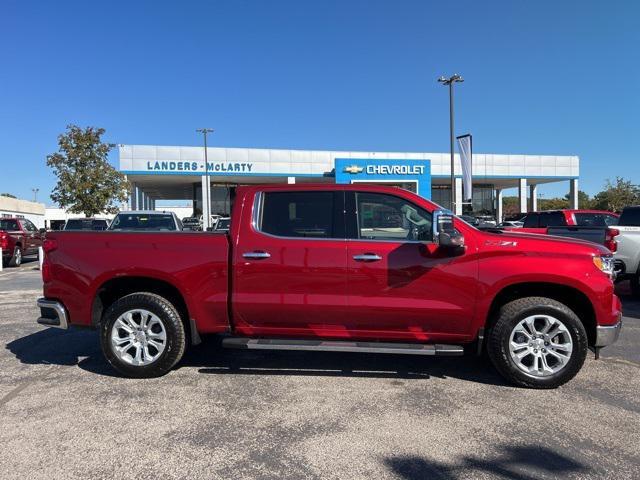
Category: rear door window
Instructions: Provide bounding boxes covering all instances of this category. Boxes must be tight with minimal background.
[574,213,618,227]
[619,208,640,226]
[258,191,344,239]
[0,219,20,231]
[522,214,539,228]
[541,212,566,227]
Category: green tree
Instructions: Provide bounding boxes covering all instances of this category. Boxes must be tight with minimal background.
[539,197,569,211]
[591,177,640,212]
[0,193,17,198]
[47,125,129,216]
[502,196,520,217]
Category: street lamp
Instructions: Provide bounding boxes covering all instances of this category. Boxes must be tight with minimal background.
[438,74,464,212]
[32,188,39,203]
[196,128,214,229]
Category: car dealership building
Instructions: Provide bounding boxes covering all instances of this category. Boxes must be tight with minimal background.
[119,145,580,229]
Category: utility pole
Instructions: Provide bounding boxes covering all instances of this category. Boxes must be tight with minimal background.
[32,188,39,203]
[196,128,214,229]
[437,74,464,212]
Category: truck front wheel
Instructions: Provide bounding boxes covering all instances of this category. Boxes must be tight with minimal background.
[100,292,186,378]
[487,297,588,389]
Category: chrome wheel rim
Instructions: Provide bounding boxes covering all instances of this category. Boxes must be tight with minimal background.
[509,314,573,377]
[14,248,21,265]
[110,309,167,366]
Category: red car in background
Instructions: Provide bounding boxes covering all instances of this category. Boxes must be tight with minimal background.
[0,217,44,267]
[504,210,619,235]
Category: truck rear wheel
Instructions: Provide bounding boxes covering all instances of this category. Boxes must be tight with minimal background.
[487,297,588,389]
[100,292,186,378]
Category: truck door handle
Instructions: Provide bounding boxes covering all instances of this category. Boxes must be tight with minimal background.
[353,254,382,262]
[242,251,271,259]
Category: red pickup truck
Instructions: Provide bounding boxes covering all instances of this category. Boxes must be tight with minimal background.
[36,185,622,388]
[1,217,44,267]
[506,210,619,235]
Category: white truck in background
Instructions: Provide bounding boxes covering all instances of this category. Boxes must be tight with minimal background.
[613,206,640,295]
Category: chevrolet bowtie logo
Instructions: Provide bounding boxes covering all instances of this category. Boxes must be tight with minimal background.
[343,165,364,174]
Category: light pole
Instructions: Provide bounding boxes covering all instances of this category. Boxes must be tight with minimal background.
[438,74,464,212]
[196,128,214,229]
[32,188,39,202]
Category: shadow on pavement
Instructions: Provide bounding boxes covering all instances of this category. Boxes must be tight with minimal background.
[5,327,114,375]
[6,328,510,386]
[385,444,590,480]
[185,337,510,387]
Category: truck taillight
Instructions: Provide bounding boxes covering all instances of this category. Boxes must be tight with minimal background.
[0,232,8,250]
[43,239,58,254]
[605,228,619,253]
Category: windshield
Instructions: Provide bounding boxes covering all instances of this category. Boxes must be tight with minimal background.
[108,214,177,231]
[215,219,230,230]
[64,219,109,230]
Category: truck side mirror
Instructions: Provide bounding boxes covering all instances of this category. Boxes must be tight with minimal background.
[433,210,465,249]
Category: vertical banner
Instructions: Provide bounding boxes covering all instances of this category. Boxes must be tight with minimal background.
[456,134,472,201]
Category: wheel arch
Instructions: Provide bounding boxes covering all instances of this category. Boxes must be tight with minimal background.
[485,282,597,346]
[92,276,194,342]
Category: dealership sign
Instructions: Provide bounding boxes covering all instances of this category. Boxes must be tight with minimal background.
[145,161,254,173]
[335,158,431,199]
[364,164,425,175]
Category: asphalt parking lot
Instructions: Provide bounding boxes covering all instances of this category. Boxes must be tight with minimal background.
[0,264,638,480]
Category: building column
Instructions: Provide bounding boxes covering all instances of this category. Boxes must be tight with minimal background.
[454,177,463,215]
[287,177,296,184]
[137,188,145,211]
[529,184,538,212]
[129,183,137,210]
[569,179,579,209]
[496,189,503,223]
[201,175,211,230]
[518,179,528,214]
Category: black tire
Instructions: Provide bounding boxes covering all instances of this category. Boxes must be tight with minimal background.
[487,297,588,389]
[9,246,22,267]
[100,292,186,378]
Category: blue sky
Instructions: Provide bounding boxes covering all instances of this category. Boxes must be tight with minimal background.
[1,0,638,204]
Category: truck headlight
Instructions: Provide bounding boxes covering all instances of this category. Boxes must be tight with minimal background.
[593,255,615,278]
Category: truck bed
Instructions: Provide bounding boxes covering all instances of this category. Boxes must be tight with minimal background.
[42,231,231,333]
[546,226,608,245]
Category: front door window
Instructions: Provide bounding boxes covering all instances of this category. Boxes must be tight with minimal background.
[355,192,433,242]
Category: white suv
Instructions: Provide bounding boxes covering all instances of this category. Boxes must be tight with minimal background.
[613,206,640,295]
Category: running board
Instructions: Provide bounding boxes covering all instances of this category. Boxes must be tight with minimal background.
[222,338,464,356]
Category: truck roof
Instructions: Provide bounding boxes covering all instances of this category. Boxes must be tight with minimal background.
[527,209,618,216]
[236,183,422,194]
[115,210,176,215]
